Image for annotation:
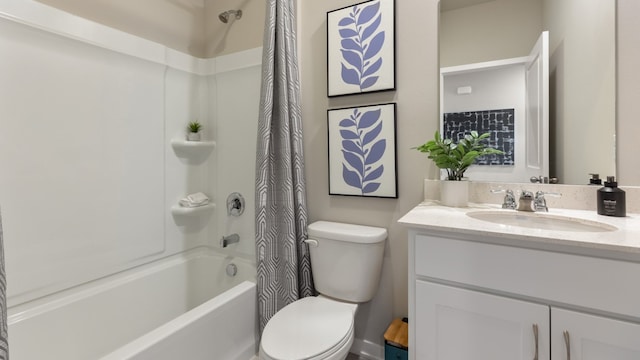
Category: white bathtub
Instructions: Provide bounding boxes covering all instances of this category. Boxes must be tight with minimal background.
[7,247,257,360]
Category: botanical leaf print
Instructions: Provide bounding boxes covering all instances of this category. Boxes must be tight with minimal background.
[338,1,385,91]
[339,108,386,194]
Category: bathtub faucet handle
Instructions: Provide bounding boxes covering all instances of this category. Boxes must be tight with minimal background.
[226,192,245,216]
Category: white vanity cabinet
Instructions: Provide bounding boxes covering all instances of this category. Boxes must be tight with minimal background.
[416,281,550,360]
[551,308,640,360]
[407,230,640,360]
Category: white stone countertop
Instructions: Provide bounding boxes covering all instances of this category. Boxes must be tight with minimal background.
[398,201,640,257]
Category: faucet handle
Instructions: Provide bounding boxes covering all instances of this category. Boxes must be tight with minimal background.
[490,188,507,195]
[533,191,562,212]
[491,188,517,209]
[535,190,562,199]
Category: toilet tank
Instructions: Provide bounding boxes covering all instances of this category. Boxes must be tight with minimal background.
[307,221,387,303]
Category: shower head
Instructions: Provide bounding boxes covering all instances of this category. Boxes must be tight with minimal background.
[218,10,243,23]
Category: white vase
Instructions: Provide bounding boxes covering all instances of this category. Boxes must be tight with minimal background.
[440,180,469,207]
[187,132,201,141]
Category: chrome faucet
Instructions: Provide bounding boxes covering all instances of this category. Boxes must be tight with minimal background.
[491,189,517,209]
[493,188,561,212]
[533,191,562,212]
[534,191,549,212]
[503,190,518,210]
[517,190,535,212]
[503,190,517,209]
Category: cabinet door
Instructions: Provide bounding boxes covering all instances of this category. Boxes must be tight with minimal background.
[415,281,549,360]
[552,308,640,360]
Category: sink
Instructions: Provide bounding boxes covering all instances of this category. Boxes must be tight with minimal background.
[466,211,618,232]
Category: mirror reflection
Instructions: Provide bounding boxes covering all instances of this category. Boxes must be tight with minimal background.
[439,0,616,185]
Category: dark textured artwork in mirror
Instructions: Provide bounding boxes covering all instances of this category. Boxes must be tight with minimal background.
[443,109,515,166]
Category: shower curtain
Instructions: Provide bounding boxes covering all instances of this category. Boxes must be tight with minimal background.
[0,210,8,359]
[255,0,314,334]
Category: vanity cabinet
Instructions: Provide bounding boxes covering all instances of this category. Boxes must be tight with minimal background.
[551,308,640,360]
[407,231,640,360]
[416,281,549,360]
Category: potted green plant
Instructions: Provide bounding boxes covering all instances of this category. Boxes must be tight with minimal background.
[187,121,202,141]
[415,130,503,206]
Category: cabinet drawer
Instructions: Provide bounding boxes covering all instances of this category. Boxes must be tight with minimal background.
[414,234,640,319]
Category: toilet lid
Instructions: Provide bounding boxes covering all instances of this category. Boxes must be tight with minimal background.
[261,297,354,360]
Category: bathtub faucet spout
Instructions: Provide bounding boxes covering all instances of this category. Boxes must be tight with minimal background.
[221,233,240,248]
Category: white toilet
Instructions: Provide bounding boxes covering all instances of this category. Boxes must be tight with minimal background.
[259,221,387,360]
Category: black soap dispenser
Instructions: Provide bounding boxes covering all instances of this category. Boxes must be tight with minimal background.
[589,173,602,185]
[597,176,626,217]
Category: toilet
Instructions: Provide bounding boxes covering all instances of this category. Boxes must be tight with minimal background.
[259,221,387,360]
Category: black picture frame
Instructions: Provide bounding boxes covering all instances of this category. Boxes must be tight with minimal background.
[326,0,396,97]
[327,103,398,198]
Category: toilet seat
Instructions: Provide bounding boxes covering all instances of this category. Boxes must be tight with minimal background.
[260,296,356,360]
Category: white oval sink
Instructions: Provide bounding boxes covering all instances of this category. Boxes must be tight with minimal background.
[466,211,617,233]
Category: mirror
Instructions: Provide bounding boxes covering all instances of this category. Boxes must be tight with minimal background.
[439,0,616,185]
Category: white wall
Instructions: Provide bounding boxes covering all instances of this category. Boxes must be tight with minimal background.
[0,2,260,307]
[0,16,164,305]
[164,67,212,247]
[442,64,527,182]
[34,0,265,58]
[440,0,542,66]
[36,0,208,57]
[209,49,262,258]
[203,0,265,58]
[617,0,640,185]
[544,0,616,185]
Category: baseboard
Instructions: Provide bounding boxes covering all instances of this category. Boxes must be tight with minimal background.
[350,338,384,360]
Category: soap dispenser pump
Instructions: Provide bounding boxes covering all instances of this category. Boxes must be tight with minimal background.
[589,173,602,185]
[597,176,626,217]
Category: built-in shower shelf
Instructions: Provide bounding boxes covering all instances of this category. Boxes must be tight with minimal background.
[171,203,216,216]
[170,140,216,159]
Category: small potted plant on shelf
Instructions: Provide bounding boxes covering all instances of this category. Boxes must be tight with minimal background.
[187,121,202,141]
[415,130,503,207]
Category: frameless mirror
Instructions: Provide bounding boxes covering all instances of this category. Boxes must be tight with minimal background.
[439,0,616,185]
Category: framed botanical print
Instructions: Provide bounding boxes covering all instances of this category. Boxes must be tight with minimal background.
[326,0,396,97]
[327,103,397,198]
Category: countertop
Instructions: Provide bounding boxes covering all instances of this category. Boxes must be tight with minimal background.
[398,202,640,257]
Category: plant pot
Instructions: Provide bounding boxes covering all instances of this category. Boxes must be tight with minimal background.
[440,179,469,207]
[187,132,201,141]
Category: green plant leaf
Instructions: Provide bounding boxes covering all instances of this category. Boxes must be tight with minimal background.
[413,130,504,180]
[188,121,202,133]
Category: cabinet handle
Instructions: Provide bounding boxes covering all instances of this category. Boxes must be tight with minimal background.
[533,324,539,360]
[563,330,571,360]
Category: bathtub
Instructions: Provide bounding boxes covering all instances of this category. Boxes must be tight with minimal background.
[7,247,257,360]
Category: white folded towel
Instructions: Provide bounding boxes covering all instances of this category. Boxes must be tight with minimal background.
[179,192,210,207]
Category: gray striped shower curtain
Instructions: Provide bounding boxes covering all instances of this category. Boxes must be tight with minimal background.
[0,210,8,359]
[254,0,315,335]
